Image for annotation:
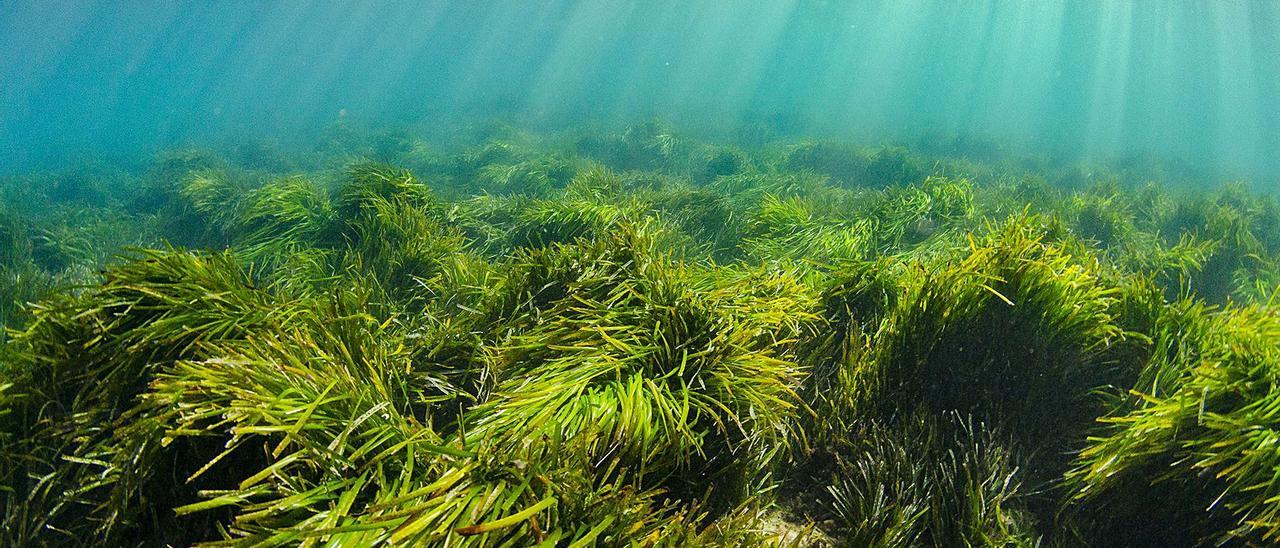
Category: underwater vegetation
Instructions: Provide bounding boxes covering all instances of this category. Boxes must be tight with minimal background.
[3,122,1280,546]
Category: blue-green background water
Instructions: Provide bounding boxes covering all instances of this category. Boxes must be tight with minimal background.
[2,1,1278,182]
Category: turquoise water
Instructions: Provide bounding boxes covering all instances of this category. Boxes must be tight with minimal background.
[2,1,1278,180]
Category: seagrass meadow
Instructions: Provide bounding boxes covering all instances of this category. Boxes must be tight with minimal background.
[0,122,1278,546]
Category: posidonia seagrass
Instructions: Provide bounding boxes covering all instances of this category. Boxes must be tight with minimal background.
[3,124,1280,546]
